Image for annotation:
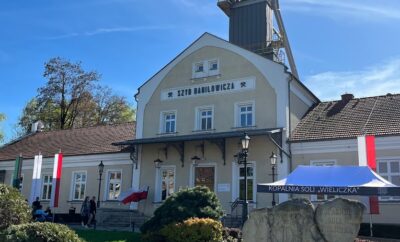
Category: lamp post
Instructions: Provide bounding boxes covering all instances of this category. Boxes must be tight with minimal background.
[239,133,250,224]
[97,161,104,208]
[191,155,201,166]
[269,152,277,206]
[154,158,163,169]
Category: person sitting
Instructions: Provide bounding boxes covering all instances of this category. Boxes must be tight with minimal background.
[34,205,48,222]
[45,207,53,222]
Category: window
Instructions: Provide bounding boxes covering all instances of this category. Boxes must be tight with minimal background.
[196,107,213,131]
[235,101,255,128]
[192,59,220,78]
[195,62,204,73]
[160,167,175,201]
[41,174,53,200]
[239,165,255,201]
[311,160,336,201]
[378,160,400,201]
[72,172,86,200]
[107,171,122,200]
[161,111,176,133]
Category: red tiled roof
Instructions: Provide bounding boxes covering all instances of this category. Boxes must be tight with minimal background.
[291,94,400,142]
[0,122,135,161]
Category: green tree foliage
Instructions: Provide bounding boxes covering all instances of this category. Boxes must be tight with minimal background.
[141,186,224,234]
[0,113,5,142]
[160,217,223,242]
[0,222,83,242]
[17,57,135,134]
[0,184,31,231]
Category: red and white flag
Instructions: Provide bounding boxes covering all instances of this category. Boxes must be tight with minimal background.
[29,154,43,204]
[50,153,63,208]
[357,135,379,214]
[118,187,149,204]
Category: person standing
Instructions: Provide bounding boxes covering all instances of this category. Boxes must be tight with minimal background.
[88,196,96,227]
[80,196,90,228]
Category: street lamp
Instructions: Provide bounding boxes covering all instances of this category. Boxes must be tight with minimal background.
[154,158,163,169]
[97,161,104,208]
[238,133,250,224]
[269,152,277,206]
[191,155,201,166]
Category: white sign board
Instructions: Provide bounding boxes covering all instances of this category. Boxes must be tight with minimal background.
[217,183,231,192]
[161,77,256,101]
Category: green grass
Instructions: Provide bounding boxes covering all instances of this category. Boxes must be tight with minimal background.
[75,229,142,242]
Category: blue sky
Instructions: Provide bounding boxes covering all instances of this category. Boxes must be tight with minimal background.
[1,0,400,142]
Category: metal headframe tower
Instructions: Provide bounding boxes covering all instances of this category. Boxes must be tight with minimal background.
[218,0,299,80]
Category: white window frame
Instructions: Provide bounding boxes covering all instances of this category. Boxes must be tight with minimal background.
[377,158,400,201]
[41,173,53,201]
[154,165,176,202]
[232,161,257,206]
[160,110,177,134]
[70,171,87,201]
[310,160,336,201]
[192,58,220,79]
[189,162,218,192]
[234,100,255,128]
[104,169,122,201]
[194,105,214,131]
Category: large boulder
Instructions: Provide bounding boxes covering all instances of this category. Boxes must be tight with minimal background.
[315,198,365,242]
[242,198,365,242]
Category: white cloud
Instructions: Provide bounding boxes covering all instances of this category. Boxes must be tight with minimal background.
[44,25,174,40]
[304,58,400,101]
[281,0,400,21]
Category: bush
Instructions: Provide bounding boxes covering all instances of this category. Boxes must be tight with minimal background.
[0,184,31,230]
[141,186,223,234]
[160,218,223,242]
[0,222,83,242]
[222,227,242,242]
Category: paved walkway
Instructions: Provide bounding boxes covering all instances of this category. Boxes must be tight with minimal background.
[67,223,140,232]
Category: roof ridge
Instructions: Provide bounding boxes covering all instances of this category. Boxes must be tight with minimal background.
[319,93,400,104]
[38,121,136,134]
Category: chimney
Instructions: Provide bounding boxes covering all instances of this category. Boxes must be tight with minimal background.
[31,121,44,133]
[341,93,354,102]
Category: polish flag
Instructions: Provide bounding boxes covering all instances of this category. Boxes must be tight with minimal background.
[50,153,63,208]
[357,136,379,214]
[118,187,149,204]
[29,154,43,204]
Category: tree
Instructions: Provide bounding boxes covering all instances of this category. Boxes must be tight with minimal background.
[0,113,6,143]
[38,57,100,130]
[141,186,223,234]
[92,85,135,124]
[17,57,135,134]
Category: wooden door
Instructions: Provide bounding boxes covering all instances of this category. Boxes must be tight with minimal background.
[194,167,215,191]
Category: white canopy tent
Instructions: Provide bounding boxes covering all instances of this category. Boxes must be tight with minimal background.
[257,166,400,196]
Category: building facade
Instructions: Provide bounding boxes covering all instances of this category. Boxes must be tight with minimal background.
[0,123,135,214]
[118,32,317,216]
[291,94,400,224]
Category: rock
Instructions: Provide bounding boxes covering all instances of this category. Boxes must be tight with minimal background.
[242,208,270,242]
[269,198,325,242]
[315,198,365,242]
[242,198,325,242]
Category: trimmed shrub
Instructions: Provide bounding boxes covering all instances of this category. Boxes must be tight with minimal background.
[0,184,31,230]
[160,217,223,242]
[0,222,83,242]
[141,186,223,234]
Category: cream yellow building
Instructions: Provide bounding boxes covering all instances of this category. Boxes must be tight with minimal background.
[117,32,318,218]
